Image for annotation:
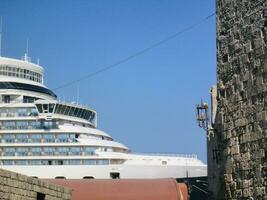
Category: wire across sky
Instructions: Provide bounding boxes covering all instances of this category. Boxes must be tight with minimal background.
[52,12,215,91]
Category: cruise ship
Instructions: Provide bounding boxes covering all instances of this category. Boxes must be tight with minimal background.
[0,54,207,179]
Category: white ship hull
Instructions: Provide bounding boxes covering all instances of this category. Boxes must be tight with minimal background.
[1,164,206,179]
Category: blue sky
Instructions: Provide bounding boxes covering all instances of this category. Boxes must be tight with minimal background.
[0,0,216,162]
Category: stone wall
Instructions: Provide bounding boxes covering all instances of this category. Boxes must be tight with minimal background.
[212,0,267,199]
[0,169,72,200]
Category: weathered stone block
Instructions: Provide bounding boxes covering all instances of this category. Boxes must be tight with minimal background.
[231,145,240,155]
[224,173,233,182]
[0,169,71,199]
[243,188,251,197]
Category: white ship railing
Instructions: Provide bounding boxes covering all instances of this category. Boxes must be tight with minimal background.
[132,152,198,159]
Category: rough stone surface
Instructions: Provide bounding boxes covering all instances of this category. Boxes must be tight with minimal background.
[0,169,72,200]
[210,0,267,199]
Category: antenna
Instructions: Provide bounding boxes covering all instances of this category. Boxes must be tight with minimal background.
[0,16,3,57]
[23,38,31,62]
[77,87,79,104]
[26,38,29,55]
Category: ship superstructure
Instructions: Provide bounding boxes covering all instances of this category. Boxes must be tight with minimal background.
[0,55,207,179]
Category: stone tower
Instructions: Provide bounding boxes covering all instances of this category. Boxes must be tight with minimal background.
[211,0,267,199]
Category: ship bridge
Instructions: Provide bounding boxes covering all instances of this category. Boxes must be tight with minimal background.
[35,100,97,127]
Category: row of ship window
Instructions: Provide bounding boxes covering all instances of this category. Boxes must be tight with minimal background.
[0,133,106,143]
[0,107,38,118]
[1,133,78,143]
[0,120,56,130]
[1,159,109,165]
[0,65,43,83]
[0,146,112,156]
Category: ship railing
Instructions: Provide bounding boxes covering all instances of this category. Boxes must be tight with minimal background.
[132,152,198,159]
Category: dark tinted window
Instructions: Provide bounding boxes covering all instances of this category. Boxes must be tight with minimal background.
[0,82,57,98]
[3,95,10,103]
[36,104,43,113]
[23,96,37,103]
[53,103,95,123]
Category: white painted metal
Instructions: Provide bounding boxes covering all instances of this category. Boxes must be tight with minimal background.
[0,56,207,179]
